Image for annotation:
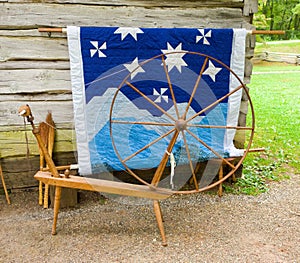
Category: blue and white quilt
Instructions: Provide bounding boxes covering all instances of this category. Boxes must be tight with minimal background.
[67,27,247,175]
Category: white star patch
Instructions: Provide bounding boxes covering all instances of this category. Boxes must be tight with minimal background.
[114,27,144,41]
[123,57,145,79]
[196,29,212,45]
[161,43,187,73]
[90,41,107,57]
[203,60,222,82]
[153,88,168,103]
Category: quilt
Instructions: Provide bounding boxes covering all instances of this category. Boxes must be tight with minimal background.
[67,26,247,175]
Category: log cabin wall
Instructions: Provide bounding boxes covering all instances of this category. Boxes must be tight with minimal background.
[0,0,258,190]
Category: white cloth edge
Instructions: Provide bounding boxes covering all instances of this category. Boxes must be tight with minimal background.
[67,26,92,175]
[224,28,247,157]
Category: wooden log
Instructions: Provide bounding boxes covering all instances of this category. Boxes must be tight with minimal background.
[256,52,300,64]
[0,36,68,62]
[0,94,72,104]
[1,3,245,29]
[0,101,74,126]
[0,29,65,38]
[1,0,244,8]
[0,128,75,158]
[0,60,70,70]
[244,59,254,79]
[239,100,249,115]
[0,69,71,94]
[0,156,40,189]
[0,122,72,132]
[243,0,258,16]
[0,152,77,190]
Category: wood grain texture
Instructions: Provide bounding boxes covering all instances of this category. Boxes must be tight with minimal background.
[243,0,258,16]
[0,128,75,158]
[0,100,74,126]
[1,0,244,8]
[34,171,171,200]
[1,3,244,29]
[0,36,68,62]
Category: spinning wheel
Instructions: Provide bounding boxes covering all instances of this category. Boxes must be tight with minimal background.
[109,51,255,194]
[19,26,280,247]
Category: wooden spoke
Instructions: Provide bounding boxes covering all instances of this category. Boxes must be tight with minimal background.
[122,128,176,163]
[161,56,180,119]
[111,120,174,127]
[181,131,199,191]
[186,84,244,123]
[151,130,180,186]
[182,56,209,120]
[125,81,176,122]
[186,129,236,169]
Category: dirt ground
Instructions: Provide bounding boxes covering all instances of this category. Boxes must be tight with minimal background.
[0,173,299,263]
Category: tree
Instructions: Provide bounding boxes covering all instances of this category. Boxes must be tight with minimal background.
[292,3,300,33]
[254,0,300,40]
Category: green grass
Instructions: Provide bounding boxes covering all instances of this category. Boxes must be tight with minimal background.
[225,61,300,195]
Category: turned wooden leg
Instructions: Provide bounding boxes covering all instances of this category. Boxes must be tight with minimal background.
[43,184,49,209]
[39,181,43,206]
[153,200,167,246]
[218,164,223,197]
[52,186,62,235]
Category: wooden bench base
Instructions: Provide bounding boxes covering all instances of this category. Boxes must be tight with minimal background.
[34,172,171,200]
[34,171,171,246]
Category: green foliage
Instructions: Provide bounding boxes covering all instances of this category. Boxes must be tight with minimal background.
[254,0,300,40]
[224,153,291,195]
[223,173,269,196]
[293,3,300,15]
[224,59,300,195]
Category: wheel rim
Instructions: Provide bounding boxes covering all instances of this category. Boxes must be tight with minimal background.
[109,51,255,194]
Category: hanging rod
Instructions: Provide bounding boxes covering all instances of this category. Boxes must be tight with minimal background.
[251,30,285,35]
[38,27,285,35]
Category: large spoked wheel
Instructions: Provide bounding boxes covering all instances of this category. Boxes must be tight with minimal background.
[109,51,254,195]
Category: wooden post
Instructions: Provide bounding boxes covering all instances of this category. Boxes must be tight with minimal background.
[151,130,179,186]
[18,105,60,178]
[217,164,224,197]
[44,113,55,209]
[32,128,60,178]
[0,164,11,205]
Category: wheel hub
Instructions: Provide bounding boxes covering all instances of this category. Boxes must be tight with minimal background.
[175,119,187,131]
